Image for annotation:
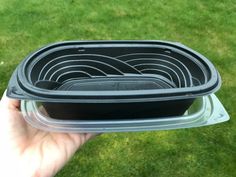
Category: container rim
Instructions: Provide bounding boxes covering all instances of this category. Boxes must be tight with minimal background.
[7,40,221,103]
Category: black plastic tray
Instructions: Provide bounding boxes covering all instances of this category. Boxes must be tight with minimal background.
[7,40,221,120]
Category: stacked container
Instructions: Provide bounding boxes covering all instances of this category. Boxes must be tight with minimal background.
[7,41,229,132]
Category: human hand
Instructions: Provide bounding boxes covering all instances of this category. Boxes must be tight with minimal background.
[0,90,96,177]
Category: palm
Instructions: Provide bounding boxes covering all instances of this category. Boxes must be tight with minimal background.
[0,93,95,177]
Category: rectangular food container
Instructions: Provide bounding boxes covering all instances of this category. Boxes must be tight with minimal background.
[6,40,229,132]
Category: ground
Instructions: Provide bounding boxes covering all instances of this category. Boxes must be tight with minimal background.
[0,0,235,177]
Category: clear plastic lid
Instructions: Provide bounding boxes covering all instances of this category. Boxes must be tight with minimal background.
[21,94,229,133]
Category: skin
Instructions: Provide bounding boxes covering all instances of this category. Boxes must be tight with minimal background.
[0,90,96,177]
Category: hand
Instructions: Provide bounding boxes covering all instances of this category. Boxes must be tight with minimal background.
[0,90,96,177]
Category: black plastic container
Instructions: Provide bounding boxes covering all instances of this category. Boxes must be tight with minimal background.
[7,40,221,120]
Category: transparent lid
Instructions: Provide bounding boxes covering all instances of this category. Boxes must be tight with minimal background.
[20,94,229,133]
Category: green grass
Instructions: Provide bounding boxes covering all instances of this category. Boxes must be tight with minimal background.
[0,0,235,176]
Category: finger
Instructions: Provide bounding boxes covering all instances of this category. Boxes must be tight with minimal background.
[85,132,102,140]
[0,90,20,110]
[66,132,101,148]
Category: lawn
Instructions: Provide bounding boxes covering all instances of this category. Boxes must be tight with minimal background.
[0,0,235,177]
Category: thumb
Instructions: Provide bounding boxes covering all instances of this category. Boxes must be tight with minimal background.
[0,90,20,110]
